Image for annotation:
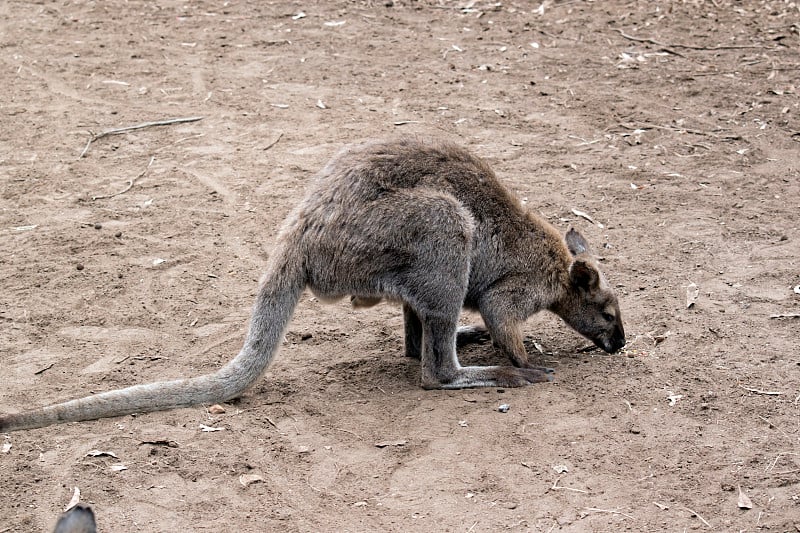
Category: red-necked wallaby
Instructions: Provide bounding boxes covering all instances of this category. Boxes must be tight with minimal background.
[0,137,625,432]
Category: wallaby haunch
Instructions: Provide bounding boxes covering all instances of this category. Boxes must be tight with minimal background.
[0,137,625,432]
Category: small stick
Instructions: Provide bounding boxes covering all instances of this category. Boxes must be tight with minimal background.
[740,386,783,396]
[550,475,588,493]
[764,452,800,472]
[34,362,55,375]
[263,416,280,430]
[79,116,203,158]
[322,425,363,440]
[92,156,155,200]
[612,28,767,51]
[770,313,800,319]
[263,132,283,151]
[684,506,711,529]
[584,507,635,520]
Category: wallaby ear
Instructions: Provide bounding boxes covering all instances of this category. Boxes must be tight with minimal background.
[565,228,591,256]
[570,259,600,291]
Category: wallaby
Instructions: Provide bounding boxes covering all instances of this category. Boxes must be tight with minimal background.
[0,137,625,432]
[53,504,97,533]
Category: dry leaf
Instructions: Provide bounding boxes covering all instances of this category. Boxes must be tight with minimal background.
[65,487,81,512]
[553,464,569,474]
[686,282,699,308]
[86,450,118,458]
[110,463,128,472]
[737,485,753,509]
[571,208,605,229]
[239,473,264,487]
[207,404,226,415]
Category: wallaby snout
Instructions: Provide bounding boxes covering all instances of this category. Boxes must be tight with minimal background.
[598,323,626,353]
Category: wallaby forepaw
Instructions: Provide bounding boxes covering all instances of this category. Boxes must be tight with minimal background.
[456,325,491,347]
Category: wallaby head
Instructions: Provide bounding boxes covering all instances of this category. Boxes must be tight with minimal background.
[53,504,96,533]
[551,229,626,353]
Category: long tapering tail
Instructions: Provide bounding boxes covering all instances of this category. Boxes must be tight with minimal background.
[0,252,305,432]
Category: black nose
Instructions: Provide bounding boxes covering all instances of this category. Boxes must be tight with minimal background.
[611,335,626,352]
[598,327,626,354]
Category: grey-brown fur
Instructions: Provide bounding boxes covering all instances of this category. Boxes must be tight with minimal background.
[53,504,96,533]
[0,137,625,432]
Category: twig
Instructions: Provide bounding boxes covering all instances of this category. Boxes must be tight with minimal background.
[616,121,722,138]
[770,313,800,319]
[684,506,711,529]
[263,132,283,151]
[322,425,363,440]
[765,452,800,472]
[740,386,783,396]
[584,507,635,520]
[550,475,588,493]
[79,116,203,158]
[34,362,55,375]
[612,28,768,51]
[92,156,155,200]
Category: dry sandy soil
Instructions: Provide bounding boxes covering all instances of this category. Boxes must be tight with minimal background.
[1,1,799,531]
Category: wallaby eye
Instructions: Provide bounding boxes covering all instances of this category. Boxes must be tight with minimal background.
[601,311,615,322]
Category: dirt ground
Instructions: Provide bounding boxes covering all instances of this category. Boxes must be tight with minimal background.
[1,1,799,531]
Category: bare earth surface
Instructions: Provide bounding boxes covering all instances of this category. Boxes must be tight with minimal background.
[1,1,799,531]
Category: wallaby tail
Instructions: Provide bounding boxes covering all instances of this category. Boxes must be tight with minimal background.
[0,251,306,432]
